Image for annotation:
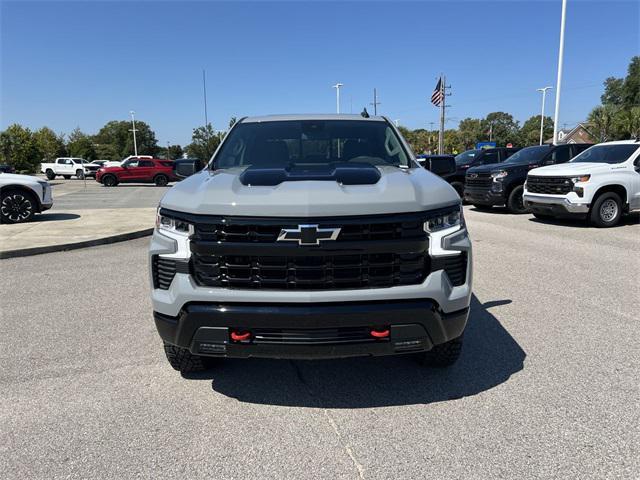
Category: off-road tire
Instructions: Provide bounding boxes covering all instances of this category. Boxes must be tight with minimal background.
[507,185,528,214]
[154,174,169,187]
[102,174,118,187]
[0,188,37,224]
[163,343,211,374]
[416,335,464,367]
[45,169,55,180]
[76,169,85,180]
[589,192,622,228]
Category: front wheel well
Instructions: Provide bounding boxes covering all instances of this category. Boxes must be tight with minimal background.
[592,184,628,208]
[0,185,42,212]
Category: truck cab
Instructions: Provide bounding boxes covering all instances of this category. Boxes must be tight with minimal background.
[464,143,591,213]
[524,141,640,227]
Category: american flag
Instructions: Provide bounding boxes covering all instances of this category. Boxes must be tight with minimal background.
[431,77,443,107]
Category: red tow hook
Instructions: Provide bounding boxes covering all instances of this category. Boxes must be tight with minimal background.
[370,328,390,339]
[230,330,252,342]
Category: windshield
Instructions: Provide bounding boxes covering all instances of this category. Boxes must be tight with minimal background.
[570,144,639,164]
[214,120,410,169]
[455,150,480,165]
[503,145,551,164]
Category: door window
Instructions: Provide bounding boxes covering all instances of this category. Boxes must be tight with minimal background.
[480,151,499,164]
[138,160,154,167]
[551,146,571,163]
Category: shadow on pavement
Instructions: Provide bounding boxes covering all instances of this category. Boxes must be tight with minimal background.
[528,212,640,228]
[191,295,525,408]
[34,213,81,222]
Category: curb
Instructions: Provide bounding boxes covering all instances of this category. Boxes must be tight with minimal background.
[0,228,154,260]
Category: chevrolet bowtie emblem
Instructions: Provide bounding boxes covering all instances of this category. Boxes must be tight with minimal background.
[469,173,478,178]
[277,225,341,246]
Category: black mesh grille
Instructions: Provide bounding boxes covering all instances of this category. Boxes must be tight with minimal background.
[527,176,573,195]
[192,252,428,290]
[465,172,492,188]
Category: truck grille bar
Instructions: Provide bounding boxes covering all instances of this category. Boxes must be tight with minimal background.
[526,176,573,195]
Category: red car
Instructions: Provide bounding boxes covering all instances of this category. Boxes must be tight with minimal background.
[96,158,177,187]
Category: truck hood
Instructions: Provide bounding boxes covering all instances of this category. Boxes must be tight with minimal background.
[0,172,43,184]
[160,166,460,217]
[467,162,533,174]
[528,162,619,176]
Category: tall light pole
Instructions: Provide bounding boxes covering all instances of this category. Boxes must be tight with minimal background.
[333,83,343,114]
[552,0,567,145]
[129,110,138,156]
[537,86,553,145]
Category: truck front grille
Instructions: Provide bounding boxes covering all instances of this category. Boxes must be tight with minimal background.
[465,172,492,189]
[252,327,377,345]
[527,176,573,195]
[191,251,428,290]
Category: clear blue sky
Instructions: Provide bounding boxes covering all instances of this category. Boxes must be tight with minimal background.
[1,1,638,146]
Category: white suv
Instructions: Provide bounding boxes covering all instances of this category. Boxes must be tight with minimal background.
[523,140,640,227]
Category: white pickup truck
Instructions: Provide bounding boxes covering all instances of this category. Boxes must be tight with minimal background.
[0,172,53,223]
[40,157,89,180]
[524,140,640,227]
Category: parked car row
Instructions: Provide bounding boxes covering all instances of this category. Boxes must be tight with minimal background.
[452,141,639,227]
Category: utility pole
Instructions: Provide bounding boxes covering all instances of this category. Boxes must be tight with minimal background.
[129,110,138,156]
[333,83,343,114]
[537,86,553,145]
[370,88,381,115]
[552,0,567,145]
[438,75,451,155]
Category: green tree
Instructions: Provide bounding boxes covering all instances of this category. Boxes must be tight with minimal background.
[483,112,520,146]
[33,127,66,161]
[93,120,159,159]
[0,124,39,172]
[613,106,640,139]
[601,77,625,106]
[518,115,554,146]
[457,118,484,150]
[588,105,617,142]
[185,124,221,160]
[67,127,96,159]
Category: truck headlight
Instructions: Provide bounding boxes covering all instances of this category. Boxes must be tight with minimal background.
[156,210,194,236]
[491,170,508,182]
[425,206,463,233]
[570,175,590,184]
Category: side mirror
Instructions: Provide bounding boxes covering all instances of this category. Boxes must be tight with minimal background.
[421,157,456,177]
[174,159,203,179]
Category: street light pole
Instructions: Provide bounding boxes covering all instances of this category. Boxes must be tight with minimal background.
[552,0,567,145]
[537,86,553,145]
[333,83,343,114]
[129,110,138,156]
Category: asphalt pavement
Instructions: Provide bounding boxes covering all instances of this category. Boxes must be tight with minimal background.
[0,207,638,479]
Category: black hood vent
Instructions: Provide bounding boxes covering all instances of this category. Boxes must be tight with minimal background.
[239,162,382,186]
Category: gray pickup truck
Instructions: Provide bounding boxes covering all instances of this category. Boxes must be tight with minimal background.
[149,114,472,374]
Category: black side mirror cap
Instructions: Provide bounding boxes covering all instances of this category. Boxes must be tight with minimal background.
[173,159,204,179]
[421,157,456,177]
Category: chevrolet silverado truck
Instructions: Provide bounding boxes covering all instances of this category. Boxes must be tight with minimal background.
[464,143,591,213]
[0,172,53,223]
[524,140,640,227]
[447,147,520,197]
[149,114,473,374]
[40,157,89,180]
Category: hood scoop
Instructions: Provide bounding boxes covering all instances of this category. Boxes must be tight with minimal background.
[239,162,382,186]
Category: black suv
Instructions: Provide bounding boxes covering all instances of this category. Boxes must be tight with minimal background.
[447,148,520,196]
[464,143,592,213]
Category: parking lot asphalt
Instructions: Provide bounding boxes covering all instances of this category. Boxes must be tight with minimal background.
[0,207,638,479]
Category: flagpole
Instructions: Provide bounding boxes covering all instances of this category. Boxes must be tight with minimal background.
[438,74,445,155]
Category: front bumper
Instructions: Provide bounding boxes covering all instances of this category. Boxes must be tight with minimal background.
[463,187,505,206]
[155,301,469,359]
[523,193,589,216]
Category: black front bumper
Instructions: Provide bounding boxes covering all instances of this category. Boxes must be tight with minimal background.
[154,300,469,360]
[463,187,506,206]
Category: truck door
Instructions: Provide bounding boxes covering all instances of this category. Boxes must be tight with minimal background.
[631,156,640,210]
[59,158,73,175]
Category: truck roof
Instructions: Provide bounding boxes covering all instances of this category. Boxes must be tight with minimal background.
[241,114,387,123]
